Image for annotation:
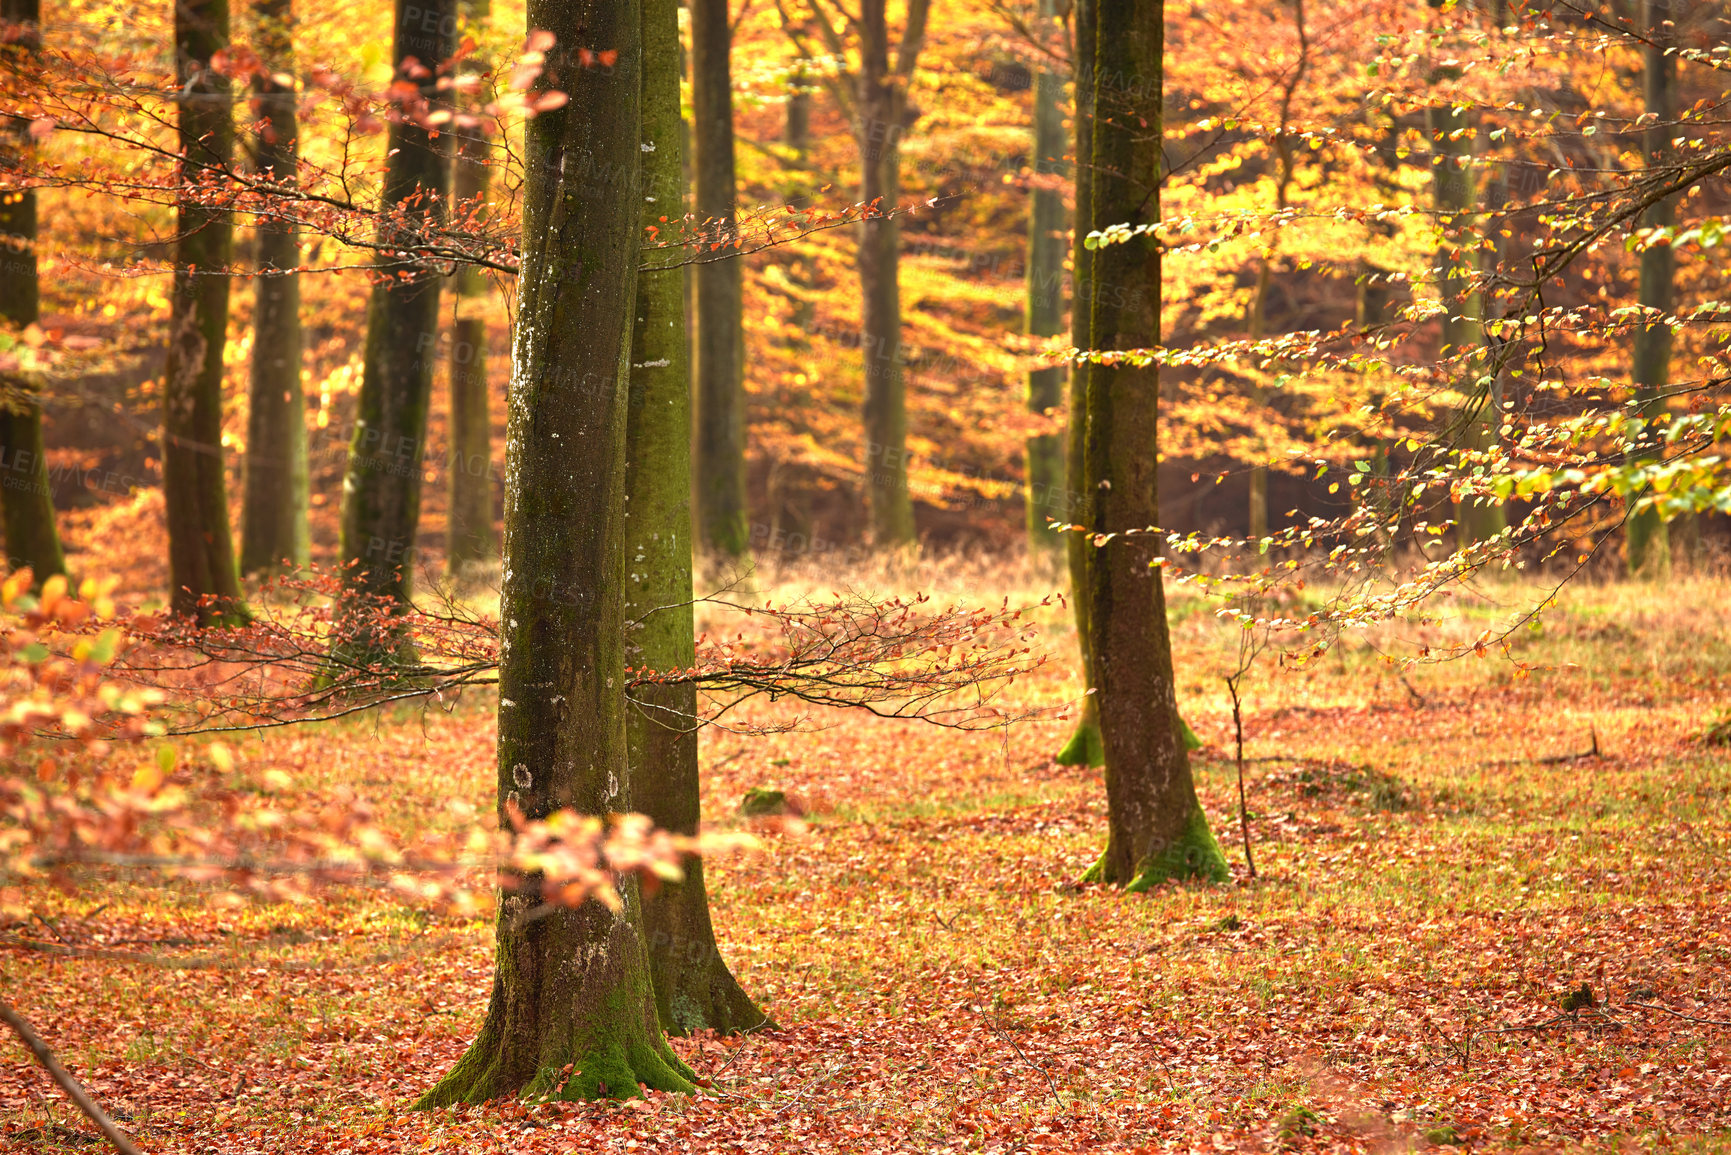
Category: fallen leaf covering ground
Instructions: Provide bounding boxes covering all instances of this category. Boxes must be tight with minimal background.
[3,557,1730,1154]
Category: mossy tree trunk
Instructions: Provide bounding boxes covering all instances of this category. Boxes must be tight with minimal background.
[337,0,452,638]
[629,0,768,1038]
[855,0,928,548]
[1081,0,1226,889]
[0,0,64,579]
[164,0,247,625]
[1056,0,1101,768]
[416,0,695,1106]
[691,0,750,564]
[1022,0,1068,567]
[1627,0,1676,577]
[446,0,495,578]
[239,0,308,576]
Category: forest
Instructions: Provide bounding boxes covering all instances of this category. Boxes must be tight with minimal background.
[1,0,1729,1150]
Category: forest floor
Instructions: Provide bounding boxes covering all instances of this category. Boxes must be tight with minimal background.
[3,557,1730,1154]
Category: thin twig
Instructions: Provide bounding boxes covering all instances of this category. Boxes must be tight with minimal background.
[0,997,146,1155]
[1622,1001,1731,1027]
[981,1013,1064,1110]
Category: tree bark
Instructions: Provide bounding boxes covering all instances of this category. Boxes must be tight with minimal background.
[630,0,768,1038]
[446,0,495,578]
[239,0,308,576]
[0,0,63,579]
[1081,0,1226,889]
[1056,0,1101,768]
[1022,0,1068,566]
[337,0,453,634]
[690,0,751,564]
[416,0,696,1106]
[1627,0,1675,576]
[164,0,247,625]
[855,0,927,548]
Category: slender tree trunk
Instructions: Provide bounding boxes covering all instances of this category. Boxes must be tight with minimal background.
[1430,49,1503,546]
[630,0,767,1035]
[1627,0,1676,576]
[690,0,750,563]
[164,0,247,625]
[416,0,695,1106]
[1081,0,1226,889]
[446,0,495,578]
[1056,0,1102,768]
[0,0,63,579]
[1245,259,1272,541]
[1023,0,1068,566]
[856,0,916,547]
[239,0,308,576]
[337,0,453,636]
[785,51,811,156]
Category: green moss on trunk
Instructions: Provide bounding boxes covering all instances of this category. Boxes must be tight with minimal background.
[1022,0,1068,563]
[629,0,768,1038]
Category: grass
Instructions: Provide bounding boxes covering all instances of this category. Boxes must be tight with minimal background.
[3,563,1729,1152]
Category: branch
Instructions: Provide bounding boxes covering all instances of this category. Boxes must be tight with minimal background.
[0,997,146,1155]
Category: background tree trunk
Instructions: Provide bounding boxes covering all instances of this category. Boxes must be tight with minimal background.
[630,0,768,1037]
[1429,40,1504,546]
[855,0,926,548]
[1056,0,1101,768]
[239,0,308,576]
[0,0,64,579]
[337,0,453,629]
[1626,0,1675,576]
[416,0,696,1106]
[1081,0,1226,889]
[446,0,495,578]
[164,0,246,624]
[691,0,751,564]
[1022,0,1068,567]
[785,49,811,157]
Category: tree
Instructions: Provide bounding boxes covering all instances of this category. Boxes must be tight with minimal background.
[1428,2,1504,547]
[691,0,751,565]
[336,0,453,635]
[446,0,496,579]
[1625,0,1676,576]
[416,2,698,1104]
[239,0,309,576]
[1055,0,1102,769]
[1022,0,1069,566]
[0,0,63,579]
[164,0,247,624]
[629,0,769,1036]
[1079,0,1226,888]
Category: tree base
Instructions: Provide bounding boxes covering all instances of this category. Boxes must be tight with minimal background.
[417,1028,696,1107]
[1055,718,1105,766]
[645,862,774,1037]
[1081,803,1230,891]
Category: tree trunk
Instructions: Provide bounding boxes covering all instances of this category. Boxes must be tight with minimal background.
[337,0,453,634]
[164,0,247,625]
[690,0,750,563]
[416,0,695,1106]
[630,0,768,1038]
[0,0,63,579]
[785,51,811,156]
[239,0,308,576]
[446,0,495,578]
[856,0,916,547]
[1429,57,1503,546]
[1022,0,1068,566]
[1627,0,1675,576]
[1056,0,1101,768]
[1081,0,1226,889]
